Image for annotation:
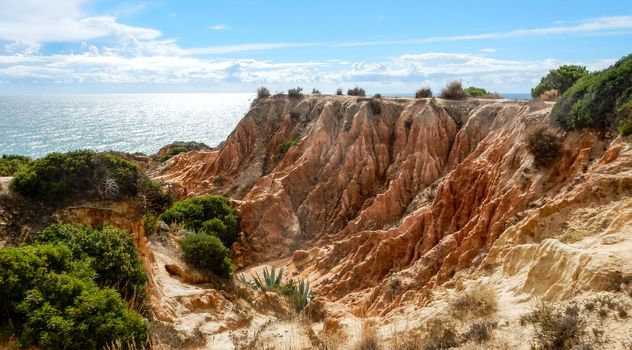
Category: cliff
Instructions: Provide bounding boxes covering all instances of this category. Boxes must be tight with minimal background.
[151,94,632,348]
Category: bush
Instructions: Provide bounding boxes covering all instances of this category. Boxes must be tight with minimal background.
[368,98,382,115]
[464,86,488,97]
[0,155,31,176]
[523,303,584,350]
[11,150,170,210]
[288,87,303,99]
[181,233,232,276]
[415,87,433,98]
[373,93,382,98]
[35,224,147,302]
[312,88,321,94]
[440,80,466,100]
[449,283,497,318]
[347,87,366,96]
[423,315,459,350]
[0,242,147,349]
[200,217,238,247]
[336,88,343,95]
[551,55,632,130]
[532,65,588,98]
[279,134,300,155]
[159,146,189,162]
[538,89,559,102]
[160,195,238,235]
[619,119,632,137]
[526,127,563,168]
[257,86,271,100]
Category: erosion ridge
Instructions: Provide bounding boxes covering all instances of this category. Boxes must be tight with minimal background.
[155,94,631,319]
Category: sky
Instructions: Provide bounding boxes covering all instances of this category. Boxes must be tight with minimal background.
[0,0,630,94]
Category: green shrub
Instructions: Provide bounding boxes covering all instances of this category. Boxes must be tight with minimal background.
[0,243,147,349]
[336,88,343,95]
[347,87,366,96]
[0,155,31,176]
[288,87,303,99]
[279,134,300,155]
[464,86,488,97]
[619,119,632,137]
[527,127,563,168]
[144,213,159,236]
[551,55,632,130]
[200,217,238,247]
[159,146,189,162]
[312,88,321,94]
[181,233,232,276]
[440,80,466,100]
[531,65,588,98]
[415,87,433,98]
[35,224,147,302]
[11,150,171,210]
[160,195,238,235]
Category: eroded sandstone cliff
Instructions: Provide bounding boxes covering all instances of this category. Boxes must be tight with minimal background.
[152,95,632,348]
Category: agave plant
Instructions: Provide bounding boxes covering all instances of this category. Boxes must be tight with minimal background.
[251,266,284,291]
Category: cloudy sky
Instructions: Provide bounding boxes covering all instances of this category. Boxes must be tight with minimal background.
[0,0,630,94]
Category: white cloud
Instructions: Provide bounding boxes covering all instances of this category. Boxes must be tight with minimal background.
[210,24,229,31]
[188,42,318,55]
[333,15,632,48]
[480,48,496,53]
[0,0,160,43]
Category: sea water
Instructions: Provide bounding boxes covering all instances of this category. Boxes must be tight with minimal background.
[0,93,253,158]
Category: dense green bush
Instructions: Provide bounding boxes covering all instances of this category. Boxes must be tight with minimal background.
[526,127,563,168]
[159,146,189,162]
[464,86,488,97]
[287,87,303,99]
[0,155,31,176]
[200,217,238,247]
[551,55,632,130]
[531,65,588,98]
[336,88,343,95]
[279,134,300,155]
[160,195,238,236]
[181,233,232,276]
[347,86,366,96]
[11,150,171,210]
[0,241,147,348]
[415,87,432,98]
[440,80,466,100]
[35,224,147,302]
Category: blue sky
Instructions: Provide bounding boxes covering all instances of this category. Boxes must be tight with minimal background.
[0,0,631,94]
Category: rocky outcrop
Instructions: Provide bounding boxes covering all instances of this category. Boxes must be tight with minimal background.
[155,95,630,315]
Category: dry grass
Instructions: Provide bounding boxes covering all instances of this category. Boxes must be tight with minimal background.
[559,229,590,243]
[354,322,382,350]
[423,315,459,350]
[538,89,559,102]
[449,283,498,319]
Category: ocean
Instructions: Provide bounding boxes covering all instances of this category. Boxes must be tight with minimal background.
[0,94,253,158]
[0,92,531,158]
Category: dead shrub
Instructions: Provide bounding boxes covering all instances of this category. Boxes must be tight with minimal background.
[439,80,466,100]
[415,87,433,98]
[526,127,562,168]
[449,283,498,318]
[523,303,584,350]
[538,89,559,102]
[462,320,497,343]
[422,315,459,350]
[354,322,381,350]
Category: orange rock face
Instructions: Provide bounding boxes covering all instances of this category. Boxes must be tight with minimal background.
[155,95,618,312]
